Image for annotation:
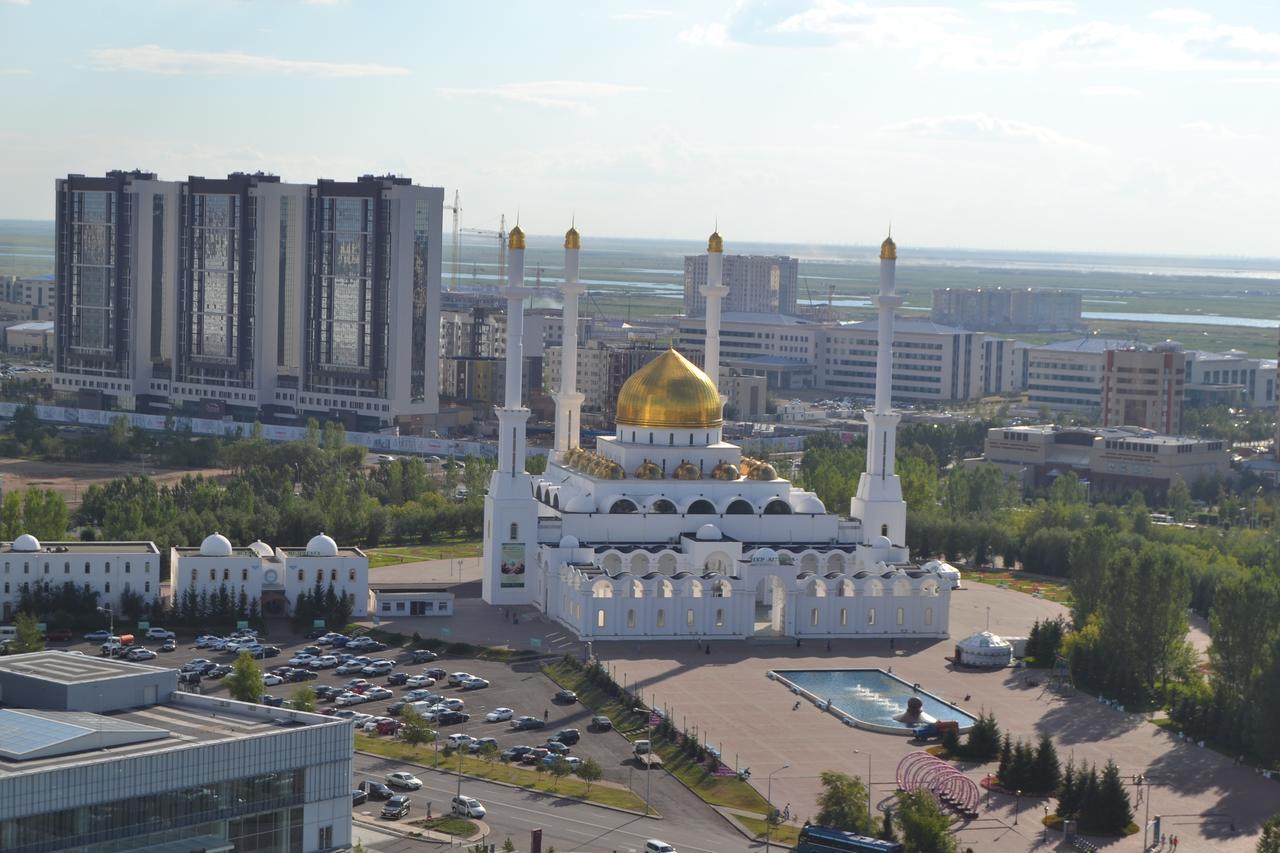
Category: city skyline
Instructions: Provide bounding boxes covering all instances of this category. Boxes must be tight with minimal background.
[0,1,1277,256]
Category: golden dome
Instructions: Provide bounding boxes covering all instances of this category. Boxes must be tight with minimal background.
[673,461,701,480]
[565,225,580,250]
[748,462,778,481]
[711,461,740,481]
[707,231,723,254]
[509,225,526,251]
[634,460,662,480]
[615,348,723,429]
[880,235,896,261]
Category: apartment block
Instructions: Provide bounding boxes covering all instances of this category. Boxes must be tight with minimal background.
[818,319,984,404]
[684,254,798,317]
[932,287,1081,332]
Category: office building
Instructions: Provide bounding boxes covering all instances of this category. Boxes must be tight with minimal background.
[981,424,1228,501]
[931,287,1081,332]
[1102,343,1186,434]
[0,651,352,852]
[3,321,54,356]
[1021,337,1124,413]
[981,337,1022,396]
[818,319,984,404]
[53,171,444,431]
[544,341,669,424]
[676,312,819,391]
[170,532,368,618]
[683,254,798,317]
[1,275,55,320]
[1,537,160,624]
[1184,349,1276,408]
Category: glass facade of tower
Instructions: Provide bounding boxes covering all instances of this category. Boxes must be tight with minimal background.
[411,199,432,401]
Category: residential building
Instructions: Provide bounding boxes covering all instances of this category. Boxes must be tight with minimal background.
[1102,343,1186,434]
[1185,349,1276,408]
[1,275,55,320]
[1020,337,1124,413]
[0,651,352,852]
[683,254,798,317]
[722,371,769,420]
[1,536,160,623]
[980,424,1228,502]
[818,319,984,404]
[981,337,1022,396]
[170,532,368,618]
[544,341,669,424]
[931,287,1081,332]
[3,321,54,356]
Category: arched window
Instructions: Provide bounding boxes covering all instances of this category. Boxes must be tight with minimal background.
[509,523,519,541]
[687,499,715,514]
[125,562,131,574]
[840,607,848,626]
[316,570,323,583]
[190,569,197,582]
[649,433,654,444]
[726,499,753,515]
[689,435,694,445]
[925,607,933,626]
[209,569,215,581]
[868,607,876,625]
[64,562,70,574]
[631,431,636,442]
[668,433,674,446]
[222,568,230,581]
[297,569,304,582]
[715,608,725,627]
[3,583,7,594]
[43,563,48,575]
[686,608,695,627]
[23,563,29,574]
[596,609,606,628]
[242,568,248,581]
[627,609,636,629]
[608,499,638,514]
[145,581,151,593]
[763,499,792,515]
[897,607,905,626]
[656,608,666,627]
[811,608,820,626]
[330,568,337,581]
[104,582,110,594]
[881,524,889,537]
[85,562,91,575]
[651,498,676,514]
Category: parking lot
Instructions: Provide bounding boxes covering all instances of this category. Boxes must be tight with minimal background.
[52,628,650,816]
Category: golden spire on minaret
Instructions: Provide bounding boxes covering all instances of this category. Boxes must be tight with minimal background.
[707,230,723,253]
[509,224,526,250]
[565,219,580,250]
[880,230,896,260]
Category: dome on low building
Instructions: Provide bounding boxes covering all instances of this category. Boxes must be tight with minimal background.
[710,461,739,481]
[12,534,40,552]
[200,532,233,558]
[558,535,580,549]
[750,547,778,563]
[673,461,701,480]
[248,540,273,557]
[696,523,721,541]
[748,462,778,481]
[565,494,596,513]
[791,493,826,513]
[634,460,662,480]
[873,535,893,549]
[955,631,1013,668]
[306,533,339,558]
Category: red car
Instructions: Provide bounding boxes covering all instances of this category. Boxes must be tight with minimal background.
[376,719,402,735]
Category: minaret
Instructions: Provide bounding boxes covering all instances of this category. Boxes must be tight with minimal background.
[482,224,538,606]
[850,233,907,547]
[699,230,728,402]
[554,225,585,454]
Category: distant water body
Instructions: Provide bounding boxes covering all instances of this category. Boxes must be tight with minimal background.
[1083,312,1279,329]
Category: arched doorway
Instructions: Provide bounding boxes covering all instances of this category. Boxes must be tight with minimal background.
[754,575,787,637]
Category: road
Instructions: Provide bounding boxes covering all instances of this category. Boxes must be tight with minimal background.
[353,751,750,853]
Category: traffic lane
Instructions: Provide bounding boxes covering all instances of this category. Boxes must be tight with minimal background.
[352,752,742,853]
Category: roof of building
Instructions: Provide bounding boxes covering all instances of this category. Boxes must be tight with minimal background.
[837,318,970,335]
[0,651,169,686]
[1030,336,1131,353]
[6,321,54,332]
[0,708,166,761]
[719,312,811,326]
[0,540,159,556]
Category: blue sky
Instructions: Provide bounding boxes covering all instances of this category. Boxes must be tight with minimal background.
[1,0,1276,256]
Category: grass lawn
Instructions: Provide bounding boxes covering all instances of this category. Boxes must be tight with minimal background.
[543,660,772,815]
[354,734,650,812]
[967,569,1073,605]
[367,538,482,568]
[1042,813,1139,837]
[733,814,801,847]
[410,816,478,836]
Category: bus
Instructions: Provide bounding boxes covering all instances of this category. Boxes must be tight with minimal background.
[794,825,904,853]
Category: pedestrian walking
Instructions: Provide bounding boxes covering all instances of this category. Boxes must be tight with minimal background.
[544,708,549,721]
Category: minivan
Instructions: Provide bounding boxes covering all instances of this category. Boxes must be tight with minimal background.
[381,795,411,820]
[451,795,486,818]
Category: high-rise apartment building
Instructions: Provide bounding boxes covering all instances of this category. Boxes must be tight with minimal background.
[53,171,443,431]
[931,287,1082,332]
[683,254,798,316]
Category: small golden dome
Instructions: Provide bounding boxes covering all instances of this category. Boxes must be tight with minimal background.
[711,461,739,481]
[564,226,580,250]
[603,461,625,480]
[509,225,526,251]
[749,462,778,481]
[738,458,756,476]
[880,234,896,261]
[615,348,723,429]
[673,461,701,480]
[707,231,723,254]
[635,460,662,480]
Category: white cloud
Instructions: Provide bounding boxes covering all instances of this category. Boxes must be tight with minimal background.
[436,81,648,114]
[89,45,409,77]
[1150,8,1210,25]
[1181,120,1257,141]
[984,1,1076,14]
[1081,83,1140,96]
[677,22,729,46]
[877,112,1101,153]
[614,9,676,21]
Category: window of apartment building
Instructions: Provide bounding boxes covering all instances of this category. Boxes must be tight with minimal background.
[349,568,356,581]
[85,563,91,575]
[104,563,110,574]
[104,582,110,594]
[145,581,151,593]
[298,569,304,581]
[64,562,70,573]
[242,568,248,581]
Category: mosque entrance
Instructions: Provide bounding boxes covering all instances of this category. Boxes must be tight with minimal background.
[754,575,787,637]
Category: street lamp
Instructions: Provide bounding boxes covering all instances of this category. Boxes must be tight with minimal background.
[854,748,873,822]
[1043,806,1049,843]
[97,606,114,639]
[766,764,790,851]
[1014,790,1022,825]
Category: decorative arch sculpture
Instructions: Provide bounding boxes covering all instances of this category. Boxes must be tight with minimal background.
[895,752,980,817]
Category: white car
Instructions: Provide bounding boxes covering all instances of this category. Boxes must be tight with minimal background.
[362,716,394,732]
[309,655,339,669]
[446,733,474,749]
[447,672,474,686]
[350,713,374,727]
[288,653,316,666]
[362,660,394,676]
[262,674,283,687]
[435,697,465,711]
[144,627,176,640]
[451,795,485,818]
[485,707,514,723]
[385,771,423,790]
[405,675,435,688]
[460,677,489,691]
[644,842,677,853]
[336,692,368,706]
[364,687,394,701]
[194,635,220,648]
[336,660,368,674]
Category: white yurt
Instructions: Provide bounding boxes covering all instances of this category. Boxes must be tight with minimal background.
[923,559,962,589]
[955,631,1014,668]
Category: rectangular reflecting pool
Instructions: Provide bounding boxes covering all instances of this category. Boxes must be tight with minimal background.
[772,668,977,734]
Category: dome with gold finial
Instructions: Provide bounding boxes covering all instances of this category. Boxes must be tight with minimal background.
[673,461,701,480]
[707,231,723,254]
[615,348,722,429]
[748,462,778,481]
[711,461,740,481]
[634,460,662,480]
[880,234,896,260]
[509,225,526,251]
[564,225,580,250]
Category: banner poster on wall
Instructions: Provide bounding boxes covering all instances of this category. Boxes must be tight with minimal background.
[500,543,526,588]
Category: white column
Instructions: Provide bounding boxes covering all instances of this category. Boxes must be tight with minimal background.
[699,232,728,401]
[555,227,585,453]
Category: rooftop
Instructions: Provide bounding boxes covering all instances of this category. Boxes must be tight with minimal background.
[0,540,159,556]
[6,321,54,332]
[838,318,970,335]
[0,651,168,686]
[1030,336,1133,353]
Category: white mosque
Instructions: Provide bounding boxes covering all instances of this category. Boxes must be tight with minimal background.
[481,226,951,641]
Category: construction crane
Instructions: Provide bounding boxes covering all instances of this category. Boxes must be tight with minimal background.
[444,190,461,291]
[458,213,507,286]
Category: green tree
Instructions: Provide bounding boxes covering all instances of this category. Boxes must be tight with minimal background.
[1166,475,1193,522]
[575,756,603,793]
[1049,471,1088,505]
[547,755,573,789]
[0,491,21,540]
[290,685,317,712]
[815,770,871,835]
[399,708,434,748]
[1031,733,1061,795]
[225,651,264,704]
[1258,813,1280,853]
[1091,759,1132,834]
[895,788,958,853]
[501,839,516,853]
[10,612,45,653]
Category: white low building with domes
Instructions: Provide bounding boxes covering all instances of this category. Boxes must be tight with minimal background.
[1,536,161,622]
[482,226,951,641]
[170,533,369,618]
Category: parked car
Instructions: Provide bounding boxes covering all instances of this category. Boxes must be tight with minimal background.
[501,745,533,762]
[460,677,490,691]
[447,672,474,686]
[160,639,177,652]
[485,707,514,723]
[446,733,475,749]
[194,635,221,648]
[352,788,368,806]
[83,630,112,643]
[364,687,393,701]
[181,659,212,672]
[305,628,329,640]
[252,646,281,659]
[468,737,499,754]
[424,667,448,681]
[590,715,613,731]
[520,747,550,765]
[435,711,470,726]
[544,740,571,755]
[336,692,368,707]
[125,647,157,661]
[261,695,284,707]
[385,772,423,790]
[375,719,402,736]
[409,649,439,663]
[386,672,408,686]
[144,627,176,640]
[45,628,73,642]
[362,660,394,676]
[512,716,546,731]
[552,728,581,745]
[553,689,578,704]
[358,780,394,800]
[288,653,316,667]
[543,754,581,769]
[381,795,411,820]
[206,665,232,679]
[405,675,436,688]
[262,674,283,687]
[309,655,339,669]
[450,795,485,818]
[301,645,323,656]
[287,668,318,682]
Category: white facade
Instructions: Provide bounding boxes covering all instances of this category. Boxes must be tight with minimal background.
[483,230,950,642]
[1,537,160,623]
[170,533,368,617]
[1186,349,1276,408]
[1021,337,1122,413]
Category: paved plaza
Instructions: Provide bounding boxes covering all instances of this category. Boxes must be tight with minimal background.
[359,576,1276,851]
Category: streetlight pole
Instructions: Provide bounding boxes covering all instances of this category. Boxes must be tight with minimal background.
[854,748,873,823]
[644,708,653,816]
[1014,790,1022,825]
[766,764,790,851]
